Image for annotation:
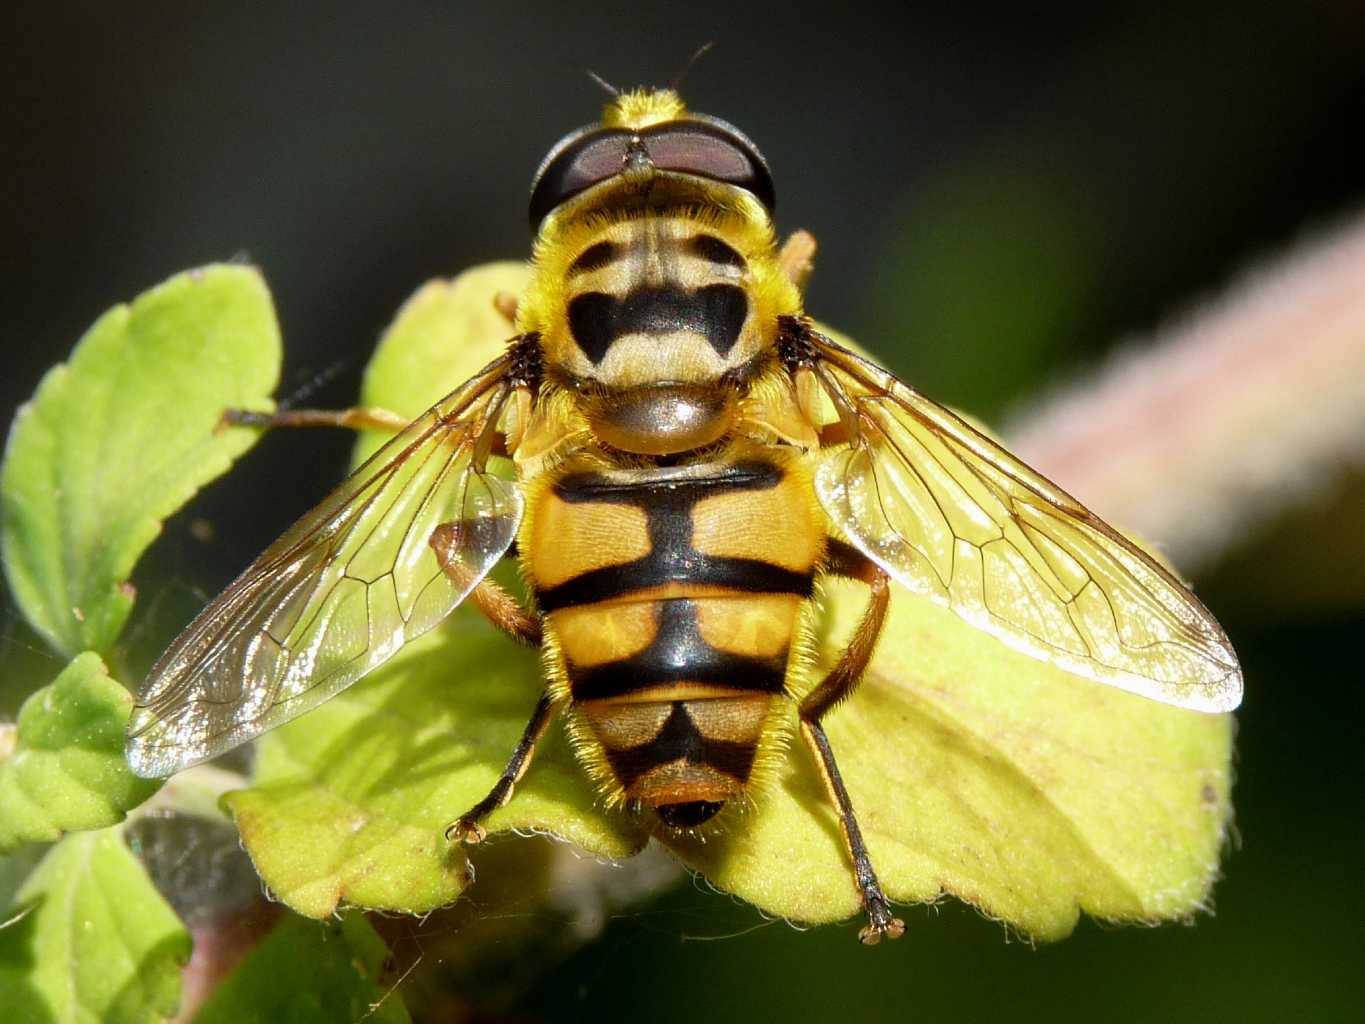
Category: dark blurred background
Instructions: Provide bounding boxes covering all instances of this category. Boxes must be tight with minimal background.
[4,3,1363,1021]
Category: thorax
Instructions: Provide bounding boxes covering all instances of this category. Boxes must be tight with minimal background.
[551,215,758,386]
[519,210,801,456]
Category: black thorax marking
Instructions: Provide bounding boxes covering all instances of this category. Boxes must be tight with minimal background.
[686,234,746,268]
[567,241,621,277]
[536,461,813,612]
[567,282,749,364]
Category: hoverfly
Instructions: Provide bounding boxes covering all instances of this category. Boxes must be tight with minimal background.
[126,87,1243,943]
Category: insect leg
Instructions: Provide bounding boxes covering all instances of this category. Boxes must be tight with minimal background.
[220,406,410,434]
[429,521,542,644]
[446,691,559,843]
[493,290,519,325]
[779,229,817,289]
[798,539,905,944]
[467,578,542,644]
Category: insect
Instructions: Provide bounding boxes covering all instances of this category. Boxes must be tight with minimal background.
[126,87,1243,943]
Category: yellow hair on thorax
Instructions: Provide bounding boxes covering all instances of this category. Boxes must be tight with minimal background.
[518,191,801,345]
[602,88,687,130]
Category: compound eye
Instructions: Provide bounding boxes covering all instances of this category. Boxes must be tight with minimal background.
[528,128,631,229]
[642,119,775,214]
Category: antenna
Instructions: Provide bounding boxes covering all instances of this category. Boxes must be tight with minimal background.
[586,69,621,98]
[671,41,715,90]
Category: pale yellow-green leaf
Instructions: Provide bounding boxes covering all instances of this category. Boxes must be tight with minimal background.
[224,619,648,919]
[352,261,530,464]
[225,263,646,919]
[224,263,1232,938]
[660,559,1232,940]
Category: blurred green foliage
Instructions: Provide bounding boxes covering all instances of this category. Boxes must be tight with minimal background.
[195,914,409,1024]
[0,827,189,1023]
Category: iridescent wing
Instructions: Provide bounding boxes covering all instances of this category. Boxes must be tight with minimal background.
[803,330,1242,712]
[126,355,526,777]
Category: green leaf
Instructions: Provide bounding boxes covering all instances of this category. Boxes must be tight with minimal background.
[225,619,647,919]
[684,318,1234,936]
[661,578,1234,939]
[0,828,191,1023]
[220,264,645,920]
[0,846,44,915]
[2,264,281,656]
[0,652,160,852]
[218,270,787,924]
[351,261,529,465]
[194,912,409,1024]
[220,262,1231,938]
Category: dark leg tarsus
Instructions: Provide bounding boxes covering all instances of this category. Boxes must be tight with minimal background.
[446,691,558,844]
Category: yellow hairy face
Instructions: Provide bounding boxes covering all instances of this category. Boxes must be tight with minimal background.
[519,87,795,387]
[602,88,688,129]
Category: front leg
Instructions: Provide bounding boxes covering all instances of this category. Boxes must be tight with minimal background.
[779,229,817,290]
[220,405,410,434]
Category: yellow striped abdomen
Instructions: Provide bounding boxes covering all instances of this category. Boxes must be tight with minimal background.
[524,448,824,820]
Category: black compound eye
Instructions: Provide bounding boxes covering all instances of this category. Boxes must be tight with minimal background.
[528,115,776,230]
[528,127,632,229]
[641,118,775,215]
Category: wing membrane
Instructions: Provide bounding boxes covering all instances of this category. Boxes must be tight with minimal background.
[126,357,524,777]
[808,334,1242,712]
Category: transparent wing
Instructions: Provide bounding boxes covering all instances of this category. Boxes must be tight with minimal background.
[126,356,525,777]
[807,333,1242,712]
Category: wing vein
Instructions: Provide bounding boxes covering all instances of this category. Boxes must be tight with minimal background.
[125,353,536,777]
[806,330,1242,712]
